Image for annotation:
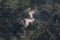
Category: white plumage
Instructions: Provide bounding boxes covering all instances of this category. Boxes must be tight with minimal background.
[17,8,37,28]
[24,19,35,27]
[23,8,36,27]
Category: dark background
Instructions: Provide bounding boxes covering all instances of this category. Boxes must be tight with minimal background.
[0,0,60,40]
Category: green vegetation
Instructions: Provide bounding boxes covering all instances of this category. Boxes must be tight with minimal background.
[0,0,60,40]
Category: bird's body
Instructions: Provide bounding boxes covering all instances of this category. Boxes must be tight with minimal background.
[22,8,37,27]
[24,18,35,27]
[18,8,37,28]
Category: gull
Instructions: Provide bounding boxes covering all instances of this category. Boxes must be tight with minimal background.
[22,8,37,28]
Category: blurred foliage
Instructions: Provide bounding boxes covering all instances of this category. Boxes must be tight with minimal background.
[0,0,60,40]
